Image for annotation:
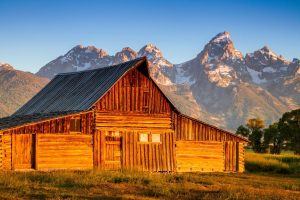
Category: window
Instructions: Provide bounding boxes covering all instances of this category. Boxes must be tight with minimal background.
[152,134,161,143]
[70,118,81,132]
[139,133,161,143]
[139,133,148,142]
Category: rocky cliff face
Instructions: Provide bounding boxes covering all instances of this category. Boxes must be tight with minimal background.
[36,45,113,78]
[32,32,300,130]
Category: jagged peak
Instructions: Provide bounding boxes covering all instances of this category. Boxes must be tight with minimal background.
[258,46,277,56]
[292,58,300,63]
[120,47,136,53]
[210,31,231,44]
[253,46,290,63]
[138,43,163,59]
[67,45,109,57]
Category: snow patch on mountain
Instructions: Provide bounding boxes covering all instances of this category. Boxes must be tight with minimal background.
[206,65,237,87]
[247,67,266,84]
[175,63,195,85]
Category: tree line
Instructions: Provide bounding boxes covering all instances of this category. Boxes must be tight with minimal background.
[236,109,300,155]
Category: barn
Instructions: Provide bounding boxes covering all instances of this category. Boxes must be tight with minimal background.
[0,57,247,172]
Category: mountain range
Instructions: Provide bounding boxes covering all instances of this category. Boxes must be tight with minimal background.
[1,31,299,130]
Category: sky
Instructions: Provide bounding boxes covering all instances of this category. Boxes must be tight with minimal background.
[0,0,300,73]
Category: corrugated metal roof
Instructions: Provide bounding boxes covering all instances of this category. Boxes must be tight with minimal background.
[13,57,146,116]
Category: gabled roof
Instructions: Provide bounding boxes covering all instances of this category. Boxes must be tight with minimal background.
[13,57,146,116]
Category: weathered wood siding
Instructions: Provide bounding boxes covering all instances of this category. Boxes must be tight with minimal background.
[224,141,239,172]
[1,112,93,136]
[37,134,93,170]
[2,133,12,170]
[94,68,171,114]
[94,130,175,172]
[176,141,224,172]
[95,113,172,131]
[173,113,246,143]
[13,133,34,170]
[0,133,2,169]
[238,142,245,172]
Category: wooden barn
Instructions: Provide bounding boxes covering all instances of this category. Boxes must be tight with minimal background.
[0,57,248,172]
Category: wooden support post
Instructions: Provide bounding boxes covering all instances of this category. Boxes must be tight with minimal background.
[0,133,2,170]
[35,133,38,170]
[11,134,15,170]
[100,131,106,169]
[236,142,239,172]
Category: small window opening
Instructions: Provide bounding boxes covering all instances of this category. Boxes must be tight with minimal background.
[152,134,161,143]
[140,133,148,142]
[70,118,81,132]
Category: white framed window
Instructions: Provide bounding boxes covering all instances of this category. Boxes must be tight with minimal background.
[152,134,161,143]
[140,133,148,142]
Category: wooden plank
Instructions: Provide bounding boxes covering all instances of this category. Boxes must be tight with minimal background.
[35,133,38,170]
[37,134,93,170]
[175,141,224,172]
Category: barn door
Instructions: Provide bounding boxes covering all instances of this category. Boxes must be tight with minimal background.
[224,141,239,172]
[14,134,35,170]
[104,135,121,170]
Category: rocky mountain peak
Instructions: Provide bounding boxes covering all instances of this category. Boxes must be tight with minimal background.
[113,47,138,64]
[245,46,290,73]
[68,45,109,58]
[210,31,231,44]
[200,31,244,64]
[0,63,14,71]
[138,44,164,60]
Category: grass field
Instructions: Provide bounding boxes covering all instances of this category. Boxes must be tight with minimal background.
[246,151,300,174]
[0,152,299,200]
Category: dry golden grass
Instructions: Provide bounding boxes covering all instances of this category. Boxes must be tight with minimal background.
[0,152,299,199]
[0,169,299,200]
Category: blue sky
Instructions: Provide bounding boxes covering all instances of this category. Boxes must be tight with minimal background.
[0,0,299,72]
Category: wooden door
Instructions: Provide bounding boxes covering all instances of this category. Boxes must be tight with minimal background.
[176,141,224,172]
[14,134,34,170]
[37,134,93,170]
[224,141,239,172]
[104,136,121,170]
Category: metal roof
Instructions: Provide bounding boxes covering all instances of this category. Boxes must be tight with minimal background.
[13,57,146,116]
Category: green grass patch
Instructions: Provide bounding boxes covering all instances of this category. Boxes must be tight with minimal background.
[245,152,300,174]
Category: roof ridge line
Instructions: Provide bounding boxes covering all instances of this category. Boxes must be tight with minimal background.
[55,56,146,76]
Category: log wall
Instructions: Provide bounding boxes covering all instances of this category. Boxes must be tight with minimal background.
[95,113,172,131]
[1,133,11,170]
[176,141,224,172]
[0,133,2,169]
[173,113,246,143]
[1,112,93,136]
[238,143,245,172]
[94,68,171,114]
